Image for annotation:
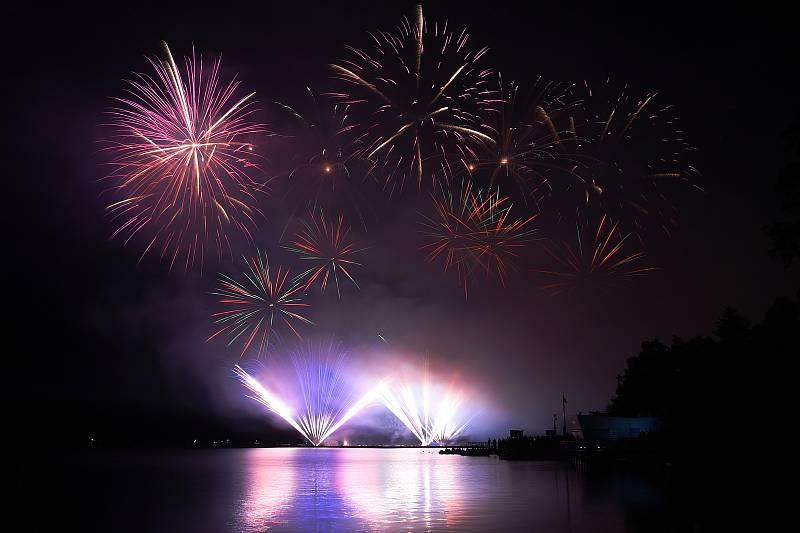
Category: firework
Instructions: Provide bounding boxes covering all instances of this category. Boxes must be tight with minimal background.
[462,75,587,200]
[547,80,700,235]
[235,365,308,437]
[235,343,381,446]
[329,4,494,193]
[419,180,537,296]
[290,346,380,446]
[535,214,657,295]
[378,377,470,445]
[104,41,266,270]
[271,88,374,226]
[284,212,363,297]
[209,251,313,358]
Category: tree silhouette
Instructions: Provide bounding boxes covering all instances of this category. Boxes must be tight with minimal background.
[714,305,750,341]
[606,294,798,530]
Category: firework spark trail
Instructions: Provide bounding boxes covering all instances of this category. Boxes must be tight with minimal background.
[284,212,363,297]
[316,381,384,445]
[291,347,352,445]
[235,346,382,446]
[552,80,701,235]
[420,179,537,297]
[378,379,470,445]
[329,5,495,193]
[462,75,589,200]
[235,365,308,437]
[104,41,266,270]
[535,214,657,295]
[208,251,313,358]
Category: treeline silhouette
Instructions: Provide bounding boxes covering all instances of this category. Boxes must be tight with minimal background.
[606,293,798,529]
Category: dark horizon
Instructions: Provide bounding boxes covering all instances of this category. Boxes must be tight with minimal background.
[9,1,798,448]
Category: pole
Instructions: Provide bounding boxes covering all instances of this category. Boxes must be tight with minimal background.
[562,394,567,436]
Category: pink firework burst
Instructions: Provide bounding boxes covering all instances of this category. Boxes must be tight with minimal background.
[284,212,363,298]
[209,251,314,358]
[104,41,266,270]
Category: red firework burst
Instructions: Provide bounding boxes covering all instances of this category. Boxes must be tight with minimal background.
[284,213,363,298]
[208,251,313,358]
[104,41,266,270]
[535,214,657,295]
[420,180,537,297]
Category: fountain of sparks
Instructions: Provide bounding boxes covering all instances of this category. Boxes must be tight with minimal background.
[378,379,470,446]
[235,345,381,446]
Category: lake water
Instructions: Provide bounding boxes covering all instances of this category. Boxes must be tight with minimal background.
[72,448,675,532]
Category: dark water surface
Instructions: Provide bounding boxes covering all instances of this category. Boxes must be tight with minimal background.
[72,448,676,532]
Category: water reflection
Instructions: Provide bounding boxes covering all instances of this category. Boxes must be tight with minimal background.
[234,448,631,532]
[337,449,464,530]
[79,448,671,532]
[238,449,296,531]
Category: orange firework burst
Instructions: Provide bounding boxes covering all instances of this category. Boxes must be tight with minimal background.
[545,80,701,236]
[104,41,266,270]
[329,4,495,194]
[462,75,588,200]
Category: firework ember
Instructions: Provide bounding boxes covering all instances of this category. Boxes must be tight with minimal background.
[271,87,374,226]
[209,251,313,358]
[104,41,265,270]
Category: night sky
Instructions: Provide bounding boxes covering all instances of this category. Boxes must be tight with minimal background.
[11,2,798,445]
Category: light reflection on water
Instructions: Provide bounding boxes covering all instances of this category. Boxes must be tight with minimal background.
[336,449,463,530]
[238,449,295,531]
[81,448,669,532]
